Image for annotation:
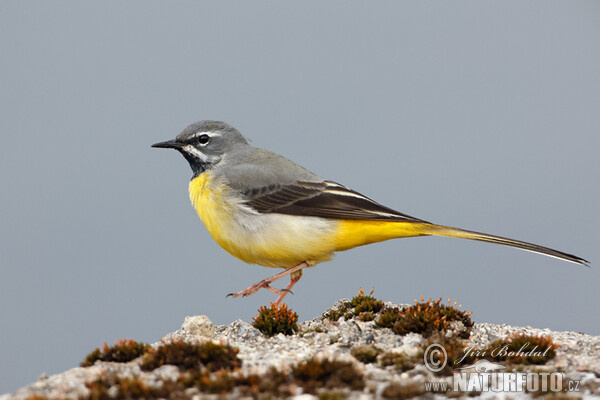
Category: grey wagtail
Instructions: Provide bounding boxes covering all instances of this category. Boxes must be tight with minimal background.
[152,120,588,303]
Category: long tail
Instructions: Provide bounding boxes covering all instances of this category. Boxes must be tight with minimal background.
[419,224,589,267]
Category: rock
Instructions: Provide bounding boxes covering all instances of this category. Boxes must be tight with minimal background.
[2,299,599,399]
[182,315,215,338]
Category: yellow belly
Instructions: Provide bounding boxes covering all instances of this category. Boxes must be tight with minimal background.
[189,173,428,269]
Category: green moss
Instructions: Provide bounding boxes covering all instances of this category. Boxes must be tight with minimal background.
[235,367,294,398]
[113,377,171,399]
[351,344,382,364]
[376,298,473,338]
[84,377,111,400]
[377,307,402,327]
[86,367,291,399]
[183,357,364,397]
[81,339,150,367]
[379,351,418,372]
[84,346,365,398]
[81,349,103,368]
[324,289,384,321]
[349,294,384,315]
[85,375,180,400]
[179,369,236,394]
[358,311,375,322]
[141,339,241,372]
[252,302,299,336]
[82,353,363,399]
[487,333,557,365]
[423,334,476,375]
[323,298,355,321]
[292,357,365,394]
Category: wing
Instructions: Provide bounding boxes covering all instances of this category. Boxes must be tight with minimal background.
[242,180,428,222]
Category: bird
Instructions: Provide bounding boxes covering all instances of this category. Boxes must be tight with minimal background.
[152,120,588,304]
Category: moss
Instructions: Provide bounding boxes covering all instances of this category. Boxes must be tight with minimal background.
[86,368,290,399]
[235,367,294,398]
[81,349,103,368]
[81,339,150,367]
[84,348,365,398]
[85,375,180,400]
[358,311,375,322]
[179,369,236,394]
[324,289,384,321]
[379,351,418,372]
[90,368,290,398]
[376,298,473,338]
[252,302,299,336]
[323,306,348,322]
[349,294,384,315]
[377,307,402,327]
[423,334,476,375]
[84,376,111,400]
[381,382,425,399]
[183,357,362,397]
[351,344,382,364]
[323,297,358,321]
[113,377,169,399]
[141,339,241,372]
[292,357,365,394]
[487,332,557,365]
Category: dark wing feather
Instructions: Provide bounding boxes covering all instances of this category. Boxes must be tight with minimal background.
[242,180,428,223]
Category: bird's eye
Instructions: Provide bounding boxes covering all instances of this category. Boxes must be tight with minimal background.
[197,134,210,145]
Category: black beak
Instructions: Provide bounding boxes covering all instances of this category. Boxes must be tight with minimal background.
[151,139,183,149]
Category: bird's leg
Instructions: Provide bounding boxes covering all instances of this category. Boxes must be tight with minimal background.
[228,261,308,300]
[274,270,303,304]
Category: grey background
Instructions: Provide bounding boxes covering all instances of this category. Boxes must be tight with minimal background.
[1,1,598,394]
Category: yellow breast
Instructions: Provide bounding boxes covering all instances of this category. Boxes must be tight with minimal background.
[188,172,233,241]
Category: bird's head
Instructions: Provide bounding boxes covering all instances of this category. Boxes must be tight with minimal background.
[152,120,248,176]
